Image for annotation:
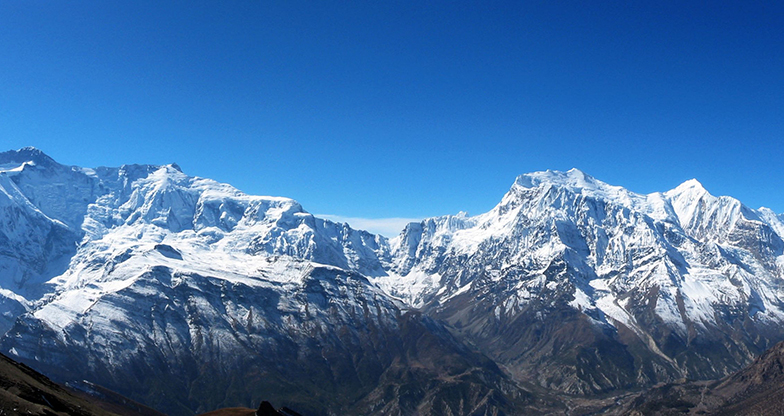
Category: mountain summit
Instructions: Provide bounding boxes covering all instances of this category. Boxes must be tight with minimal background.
[0,146,59,168]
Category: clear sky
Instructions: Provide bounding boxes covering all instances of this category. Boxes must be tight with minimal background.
[1,1,782,235]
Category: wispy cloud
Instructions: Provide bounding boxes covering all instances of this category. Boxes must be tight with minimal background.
[317,215,421,237]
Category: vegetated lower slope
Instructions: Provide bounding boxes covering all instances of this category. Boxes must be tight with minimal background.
[2,147,784,415]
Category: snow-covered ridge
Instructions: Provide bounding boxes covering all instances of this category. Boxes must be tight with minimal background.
[380,167,784,332]
[513,168,646,209]
[0,147,395,327]
[2,148,783,317]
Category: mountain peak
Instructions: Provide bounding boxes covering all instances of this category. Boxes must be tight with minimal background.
[665,178,711,200]
[513,168,596,190]
[676,178,706,191]
[510,169,636,202]
[0,147,58,168]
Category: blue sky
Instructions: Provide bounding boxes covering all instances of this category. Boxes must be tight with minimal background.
[2,1,782,235]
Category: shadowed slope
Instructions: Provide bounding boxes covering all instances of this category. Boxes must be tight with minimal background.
[620,340,784,415]
[0,352,135,416]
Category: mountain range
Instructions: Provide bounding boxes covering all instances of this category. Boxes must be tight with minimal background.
[1,147,784,415]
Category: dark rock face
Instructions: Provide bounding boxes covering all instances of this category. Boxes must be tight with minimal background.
[153,244,182,260]
[712,341,784,415]
[255,401,279,416]
[349,312,563,415]
[439,300,654,394]
[424,260,680,396]
[253,401,302,416]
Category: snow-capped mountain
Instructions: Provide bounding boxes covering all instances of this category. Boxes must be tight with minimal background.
[2,147,784,414]
[0,148,537,415]
[376,168,784,393]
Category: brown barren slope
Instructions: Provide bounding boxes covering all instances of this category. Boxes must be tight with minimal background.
[0,352,118,416]
[0,352,166,416]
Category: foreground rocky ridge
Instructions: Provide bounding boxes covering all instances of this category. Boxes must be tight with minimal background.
[1,147,784,414]
[0,350,164,416]
[0,350,113,416]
